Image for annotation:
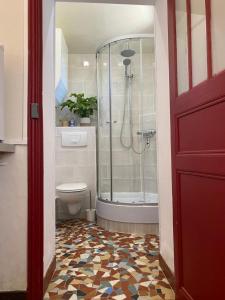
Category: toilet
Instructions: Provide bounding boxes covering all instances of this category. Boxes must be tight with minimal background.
[56,182,88,215]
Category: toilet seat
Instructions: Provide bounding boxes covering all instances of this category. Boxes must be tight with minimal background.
[56,182,88,193]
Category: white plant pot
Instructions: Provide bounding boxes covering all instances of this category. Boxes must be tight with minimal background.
[80,117,91,126]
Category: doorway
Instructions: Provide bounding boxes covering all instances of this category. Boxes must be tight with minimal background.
[28,2,174,299]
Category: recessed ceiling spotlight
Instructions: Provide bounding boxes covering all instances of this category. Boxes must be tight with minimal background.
[83,61,90,67]
[103,62,107,67]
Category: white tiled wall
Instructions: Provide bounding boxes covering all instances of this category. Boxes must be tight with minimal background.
[68,54,97,96]
[55,127,96,220]
[56,53,97,125]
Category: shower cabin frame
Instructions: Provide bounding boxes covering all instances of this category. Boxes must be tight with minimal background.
[96,34,155,204]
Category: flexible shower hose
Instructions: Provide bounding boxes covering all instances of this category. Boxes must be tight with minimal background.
[120,76,150,155]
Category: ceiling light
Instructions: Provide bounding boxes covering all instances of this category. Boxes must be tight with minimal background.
[83,61,90,67]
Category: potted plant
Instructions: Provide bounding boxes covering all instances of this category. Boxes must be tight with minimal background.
[60,93,97,126]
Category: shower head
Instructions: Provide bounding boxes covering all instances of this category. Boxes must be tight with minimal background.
[123,58,133,78]
[123,58,131,66]
[121,49,136,58]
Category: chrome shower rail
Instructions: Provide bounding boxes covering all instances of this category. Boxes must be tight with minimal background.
[96,33,154,54]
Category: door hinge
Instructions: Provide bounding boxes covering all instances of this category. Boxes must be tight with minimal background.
[31,103,39,119]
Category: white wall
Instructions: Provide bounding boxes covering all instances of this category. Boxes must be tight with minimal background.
[0,0,28,291]
[43,0,56,275]
[0,46,4,141]
[68,54,97,97]
[55,28,68,103]
[0,146,27,291]
[56,53,97,126]
[155,0,174,272]
[0,0,27,142]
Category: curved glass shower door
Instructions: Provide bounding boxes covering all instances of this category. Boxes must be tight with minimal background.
[97,35,157,205]
[110,38,144,203]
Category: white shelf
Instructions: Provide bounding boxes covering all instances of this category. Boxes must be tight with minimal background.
[0,143,15,153]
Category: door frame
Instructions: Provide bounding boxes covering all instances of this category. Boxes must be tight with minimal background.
[27,1,174,299]
[27,0,44,299]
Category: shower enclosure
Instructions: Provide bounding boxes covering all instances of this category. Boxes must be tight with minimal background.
[96,35,158,232]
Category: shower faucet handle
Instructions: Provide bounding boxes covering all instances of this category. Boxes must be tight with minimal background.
[106,121,117,124]
[137,129,156,138]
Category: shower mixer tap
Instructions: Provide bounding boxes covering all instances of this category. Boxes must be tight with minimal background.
[137,130,156,147]
[136,129,156,139]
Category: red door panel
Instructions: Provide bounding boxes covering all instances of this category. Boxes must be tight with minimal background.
[179,173,225,300]
[178,98,225,153]
[168,1,225,299]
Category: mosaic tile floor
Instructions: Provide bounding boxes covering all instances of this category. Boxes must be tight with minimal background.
[44,220,175,300]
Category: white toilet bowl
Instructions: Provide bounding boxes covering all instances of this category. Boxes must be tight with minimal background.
[56,182,88,215]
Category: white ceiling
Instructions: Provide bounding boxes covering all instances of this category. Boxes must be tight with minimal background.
[55,2,154,53]
[56,0,156,4]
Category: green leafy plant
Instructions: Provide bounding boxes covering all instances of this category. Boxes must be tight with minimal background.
[60,93,97,118]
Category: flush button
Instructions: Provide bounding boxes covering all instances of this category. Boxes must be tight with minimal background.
[61,131,87,147]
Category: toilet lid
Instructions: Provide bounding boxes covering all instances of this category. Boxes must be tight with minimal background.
[56,182,88,192]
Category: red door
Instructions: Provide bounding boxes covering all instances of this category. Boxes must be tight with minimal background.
[168,1,225,299]
[27,0,43,299]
